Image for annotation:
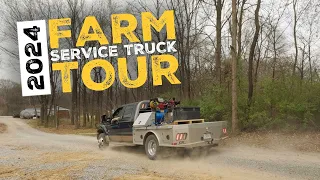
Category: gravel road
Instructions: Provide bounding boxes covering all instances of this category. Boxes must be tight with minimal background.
[0,116,319,180]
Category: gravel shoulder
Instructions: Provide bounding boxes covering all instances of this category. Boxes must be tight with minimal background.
[0,117,319,180]
[0,123,7,133]
[26,119,96,135]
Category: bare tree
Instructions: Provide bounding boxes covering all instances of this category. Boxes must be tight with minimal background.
[296,0,319,82]
[63,0,86,128]
[247,0,261,107]
[214,0,224,84]
[237,0,247,59]
[231,0,238,132]
[292,0,298,76]
[292,0,312,76]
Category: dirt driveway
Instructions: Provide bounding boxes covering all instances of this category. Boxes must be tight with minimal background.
[0,116,319,180]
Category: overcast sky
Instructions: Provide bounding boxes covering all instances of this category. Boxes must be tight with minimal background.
[0,24,20,82]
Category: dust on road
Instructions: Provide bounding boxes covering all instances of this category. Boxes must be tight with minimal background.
[0,117,319,180]
[0,123,7,133]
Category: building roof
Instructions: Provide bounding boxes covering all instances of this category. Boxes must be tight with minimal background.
[56,106,69,111]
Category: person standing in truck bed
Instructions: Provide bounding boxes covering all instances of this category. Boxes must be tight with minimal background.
[150,98,158,111]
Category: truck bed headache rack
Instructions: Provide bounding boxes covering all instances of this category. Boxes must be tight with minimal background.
[172,107,201,121]
[172,119,204,125]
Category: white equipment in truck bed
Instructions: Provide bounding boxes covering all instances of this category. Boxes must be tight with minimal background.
[133,112,155,127]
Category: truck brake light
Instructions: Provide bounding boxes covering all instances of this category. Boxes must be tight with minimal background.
[176,133,187,141]
[222,128,227,134]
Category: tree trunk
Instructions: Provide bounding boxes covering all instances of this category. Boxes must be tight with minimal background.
[215,0,222,84]
[248,0,261,107]
[300,45,305,80]
[55,105,59,129]
[292,0,298,76]
[90,90,95,128]
[308,44,312,83]
[40,96,45,124]
[231,0,238,132]
[82,82,87,127]
[44,97,48,128]
[237,0,247,59]
[71,70,78,126]
[272,31,277,81]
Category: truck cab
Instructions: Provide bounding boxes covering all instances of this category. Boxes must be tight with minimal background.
[99,101,151,143]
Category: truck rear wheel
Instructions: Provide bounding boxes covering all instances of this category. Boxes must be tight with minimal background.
[144,135,160,160]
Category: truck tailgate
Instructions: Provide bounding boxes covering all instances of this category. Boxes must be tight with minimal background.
[189,121,227,142]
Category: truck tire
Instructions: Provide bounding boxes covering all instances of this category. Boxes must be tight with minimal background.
[97,133,109,149]
[144,134,160,160]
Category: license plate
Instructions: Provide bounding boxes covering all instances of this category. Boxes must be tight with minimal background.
[203,133,212,140]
